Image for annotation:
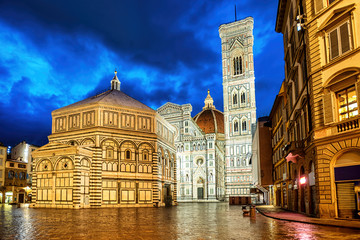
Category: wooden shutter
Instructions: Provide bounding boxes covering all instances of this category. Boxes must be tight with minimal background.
[329,29,339,60]
[315,0,323,13]
[340,22,350,54]
[323,92,334,124]
[336,182,355,219]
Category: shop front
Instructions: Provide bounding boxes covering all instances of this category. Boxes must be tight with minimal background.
[333,151,360,219]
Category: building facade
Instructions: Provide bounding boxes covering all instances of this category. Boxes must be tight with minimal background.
[4,159,28,204]
[275,0,318,217]
[219,17,257,200]
[158,91,226,202]
[0,144,7,203]
[251,117,273,205]
[11,141,39,186]
[31,72,177,208]
[305,0,360,219]
[269,82,292,209]
[275,0,360,219]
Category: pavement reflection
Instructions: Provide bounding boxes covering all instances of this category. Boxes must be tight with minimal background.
[1,203,360,240]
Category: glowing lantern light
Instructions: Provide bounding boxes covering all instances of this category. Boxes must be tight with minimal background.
[300,177,306,185]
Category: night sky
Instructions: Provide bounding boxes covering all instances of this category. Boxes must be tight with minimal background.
[0,0,284,147]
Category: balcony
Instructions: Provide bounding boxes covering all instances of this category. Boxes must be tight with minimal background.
[283,140,305,159]
[337,118,359,133]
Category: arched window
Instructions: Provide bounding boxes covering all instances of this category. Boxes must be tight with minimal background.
[240,92,246,104]
[125,150,131,160]
[143,150,149,161]
[242,120,247,132]
[102,162,107,171]
[233,56,243,75]
[234,121,239,132]
[233,57,237,75]
[8,170,14,179]
[233,93,238,105]
[239,56,243,74]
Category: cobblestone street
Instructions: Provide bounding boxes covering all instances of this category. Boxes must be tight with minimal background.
[1,203,360,240]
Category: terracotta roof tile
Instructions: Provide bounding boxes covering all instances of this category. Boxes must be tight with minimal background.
[54,90,154,112]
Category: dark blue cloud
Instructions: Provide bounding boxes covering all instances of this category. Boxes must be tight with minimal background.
[0,0,284,147]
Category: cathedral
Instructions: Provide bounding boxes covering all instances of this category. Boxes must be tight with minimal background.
[31,17,257,207]
[157,17,257,202]
[158,90,226,201]
[31,72,177,208]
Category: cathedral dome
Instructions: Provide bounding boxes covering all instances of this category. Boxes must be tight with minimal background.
[193,90,224,134]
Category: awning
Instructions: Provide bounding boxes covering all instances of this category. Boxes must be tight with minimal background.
[286,152,301,163]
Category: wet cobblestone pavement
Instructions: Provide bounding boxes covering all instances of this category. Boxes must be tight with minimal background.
[1,203,360,240]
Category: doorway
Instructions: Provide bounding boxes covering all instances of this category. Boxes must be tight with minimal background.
[18,193,24,203]
[5,192,13,204]
[164,185,172,206]
[276,189,281,206]
[197,187,204,199]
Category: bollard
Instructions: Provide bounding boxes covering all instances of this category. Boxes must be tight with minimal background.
[250,205,256,218]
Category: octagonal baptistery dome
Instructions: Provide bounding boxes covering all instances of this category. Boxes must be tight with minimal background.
[193,90,224,134]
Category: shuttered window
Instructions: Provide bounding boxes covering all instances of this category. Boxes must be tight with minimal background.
[340,23,350,53]
[329,29,339,59]
[314,0,324,13]
[329,22,351,60]
[323,92,334,124]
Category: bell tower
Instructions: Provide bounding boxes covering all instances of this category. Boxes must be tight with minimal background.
[219,17,257,200]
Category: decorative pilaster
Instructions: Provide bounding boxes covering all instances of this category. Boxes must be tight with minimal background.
[90,147,102,207]
[151,151,160,206]
[31,163,37,207]
[72,155,82,208]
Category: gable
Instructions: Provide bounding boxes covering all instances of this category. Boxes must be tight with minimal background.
[32,141,78,158]
[318,4,355,31]
[229,36,245,51]
[157,102,184,115]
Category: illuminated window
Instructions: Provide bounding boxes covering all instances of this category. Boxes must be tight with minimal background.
[337,86,358,121]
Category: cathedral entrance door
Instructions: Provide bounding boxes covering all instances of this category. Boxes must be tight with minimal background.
[197,187,204,199]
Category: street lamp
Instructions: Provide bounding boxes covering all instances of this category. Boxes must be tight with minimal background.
[300,176,306,185]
